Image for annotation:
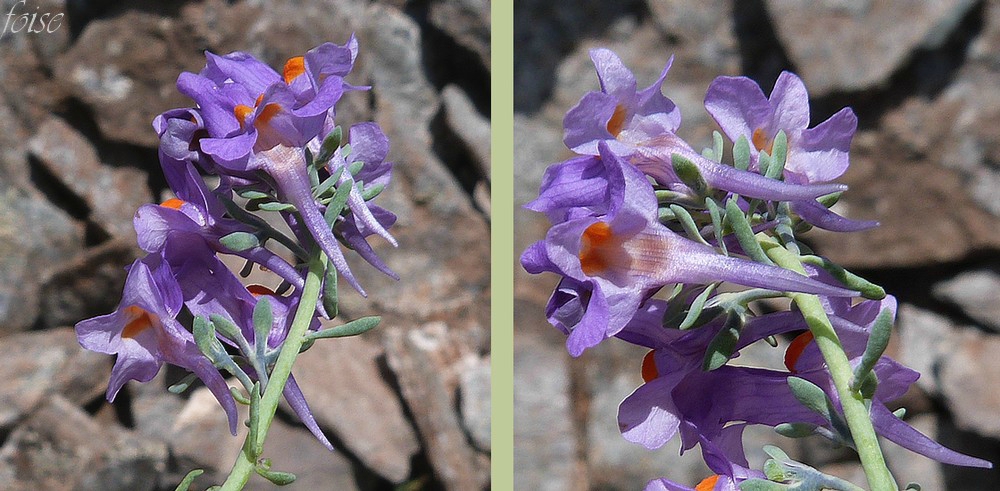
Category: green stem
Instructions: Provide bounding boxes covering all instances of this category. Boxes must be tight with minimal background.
[762,239,897,491]
[218,252,327,490]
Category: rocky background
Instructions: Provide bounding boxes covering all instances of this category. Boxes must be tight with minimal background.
[0,0,489,490]
[515,1,1000,489]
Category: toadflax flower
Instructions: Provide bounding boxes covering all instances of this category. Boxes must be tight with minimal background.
[521,142,857,355]
[644,424,763,491]
[75,255,239,434]
[562,49,851,204]
[618,295,992,469]
[134,161,306,293]
[704,72,877,232]
[170,37,394,295]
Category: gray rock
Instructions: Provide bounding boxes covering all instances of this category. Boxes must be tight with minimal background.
[429,0,491,70]
[28,117,151,241]
[646,0,740,75]
[513,326,580,491]
[384,322,490,491]
[932,269,1000,332]
[53,10,202,147]
[766,0,979,96]
[896,304,953,397]
[242,417,359,491]
[0,181,83,334]
[807,129,1000,268]
[458,353,491,452]
[281,334,420,483]
[442,84,491,178]
[38,238,139,330]
[0,395,167,491]
[168,384,247,477]
[938,327,1000,438]
[0,328,110,430]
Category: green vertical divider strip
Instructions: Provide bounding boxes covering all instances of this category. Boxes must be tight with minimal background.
[491,1,515,489]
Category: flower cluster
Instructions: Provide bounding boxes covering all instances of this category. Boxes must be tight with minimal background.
[75,37,396,471]
[522,49,991,489]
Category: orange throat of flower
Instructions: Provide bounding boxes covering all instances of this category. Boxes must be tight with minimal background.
[695,474,720,491]
[607,104,628,137]
[579,221,621,275]
[752,127,774,154]
[784,331,814,373]
[121,305,162,339]
[641,350,658,383]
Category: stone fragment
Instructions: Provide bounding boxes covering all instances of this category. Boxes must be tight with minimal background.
[384,322,489,490]
[442,84,490,179]
[428,0,490,70]
[0,181,83,334]
[457,353,491,452]
[513,321,579,490]
[898,304,1000,438]
[0,328,110,430]
[0,395,167,491]
[37,238,139,329]
[54,10,203,147]
[169,385,247,476]
[932,269,1000,333]
[766,0,979,95]
[807,130,1000,268]
[244,417,359,491]
[28,117,152,241]
[281,334,420,483]
[646,0,740,74]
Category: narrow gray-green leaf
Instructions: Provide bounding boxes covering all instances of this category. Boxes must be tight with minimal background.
[787,376,834,424]
[705,197,727,255]
[306,316,381,341]
[323,176,353,227]
[322,264,339,318]
[712,130,724,162]
[733,135,751,171]
[671,154,709,195]
[765,130,787,180]
[174,469,205,491]
[702,311,742,371]
[668,204,710,246]
[219,231,261,252]
[725,198,774,265]
[678,283,718,330]
[257,201,298,213]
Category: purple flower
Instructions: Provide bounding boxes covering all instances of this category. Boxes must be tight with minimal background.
[644,424,762,491]
[153,234,333,449]
[705,71,856,184]
[704,72,877,231]
[524,155,610,224]
[169,38,376,295]
[321,122,398,278]
[75,255,239,434]
[560,50,849,203]
[521,142,856,355]
[618,295,992,469]
[134,161,306,293]
[563,48,680,157]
